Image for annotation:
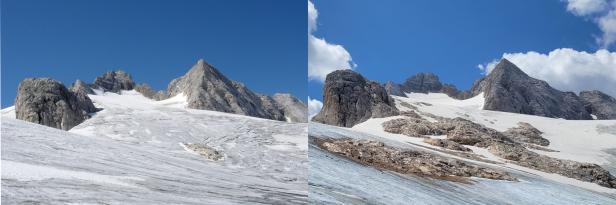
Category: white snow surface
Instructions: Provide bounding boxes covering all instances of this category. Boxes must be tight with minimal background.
[2,90,307,204]
[309,92,616,204]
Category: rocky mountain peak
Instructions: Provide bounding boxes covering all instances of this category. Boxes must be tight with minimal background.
[402,72,443,93]
[91,70,135,93]
[471,59,591,120]
[580,90,616,119]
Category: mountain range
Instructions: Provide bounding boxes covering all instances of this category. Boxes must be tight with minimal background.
[12,59,307,130]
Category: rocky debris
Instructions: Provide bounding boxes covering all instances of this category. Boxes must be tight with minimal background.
[382,114,616,188]
[470,59,591,120]
[580,90,616,120]
[163,59,302,122]
[91,70,135,93]
[382,118,447,137]
[134,83,165,100]
[503,122,549,146]
[399,101,417,110]
[69,79,94,95]
[315,138,516,181]
[271,93,308,123]
[400,110,422,118]
[488,142,616,188]
[182,143,223,161]
[423,138,472,152]
[15,78,97,130]
[313,70,399,127]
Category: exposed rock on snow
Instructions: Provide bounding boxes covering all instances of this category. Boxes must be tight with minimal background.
[423,138,472,152]
[503,122,549,146]
[181,143,224,161]
[580,90,616,120]
[313,70,399,127]
[315,138,516,181]
[382,114,616,188]
[91,70,135,93]
[471,59,592,120]
[15,78,97,130]
[134,83,165,100]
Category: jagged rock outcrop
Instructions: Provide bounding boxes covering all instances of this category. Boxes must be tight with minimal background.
[163,59,303,122]
[503,122,549,146]
[580,90,616,120]
[272,93,308,123]
[70,79,94,95]
[312,70,399,127]
[423,138,472,152]
[315,138,516,181]
[134,83,165,100]
[401,72,443,93]
[15,78,97,130]
[471,59,591,120]
[91,70,135,93]
[384,73,470,100]
[384,81,404,96]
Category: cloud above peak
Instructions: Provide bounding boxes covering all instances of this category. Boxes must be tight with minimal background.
[308,0,355,82]
[479,48,616,97]
[564,0,616,48]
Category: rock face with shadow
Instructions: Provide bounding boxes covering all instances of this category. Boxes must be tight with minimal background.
[312,70,399,127]
[163,59,306,122]
[470,59,591,120]
[15,78,97,130]
[579,90,616,120]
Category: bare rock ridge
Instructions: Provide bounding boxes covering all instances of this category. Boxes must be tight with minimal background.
[312,70,399,127]
[15,78,97,130]
[579,90,616,120]
[384,72,470,100]
[90,70,135,93]
[471,59,592,120]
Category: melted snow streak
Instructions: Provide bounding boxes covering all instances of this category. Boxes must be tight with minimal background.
[309,123,616,204]
[2,91,307,204]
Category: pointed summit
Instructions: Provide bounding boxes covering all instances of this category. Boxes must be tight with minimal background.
[163,58,305,122]
[470,59,591,120]
[489,58,528,78]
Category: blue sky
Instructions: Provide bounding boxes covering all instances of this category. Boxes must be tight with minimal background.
[308,0,614,102]
[1,0,306,108]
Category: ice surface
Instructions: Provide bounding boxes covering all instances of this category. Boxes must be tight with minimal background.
[2,90,307,204]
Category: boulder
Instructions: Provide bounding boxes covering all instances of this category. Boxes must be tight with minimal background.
[312,70,399,127]
[15,78,96,130]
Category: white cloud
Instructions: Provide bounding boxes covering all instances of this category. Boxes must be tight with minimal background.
[565,0,609,15]
[308,96,323,119]
[563,0,616,48]
[479,48,616,97]
[308,0,355,82]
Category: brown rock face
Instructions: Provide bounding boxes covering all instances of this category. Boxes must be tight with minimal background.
[312,70,399,127]
[15,78,97,130]
[315,138,516,181]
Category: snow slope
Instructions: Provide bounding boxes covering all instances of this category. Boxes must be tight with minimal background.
[309,92,616,204]
[2,90,307,204]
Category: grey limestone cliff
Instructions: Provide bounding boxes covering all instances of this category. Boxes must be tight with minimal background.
[15,78,97,130]
[312,69,399,127]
